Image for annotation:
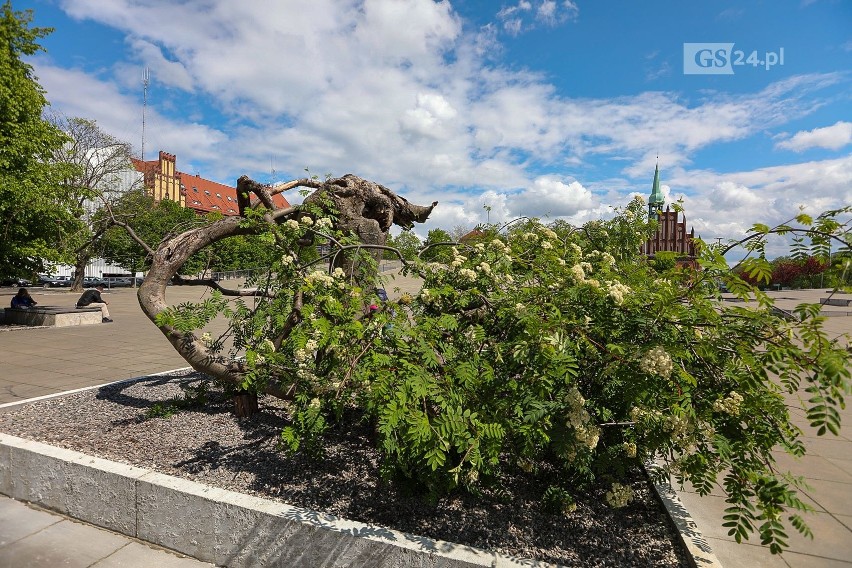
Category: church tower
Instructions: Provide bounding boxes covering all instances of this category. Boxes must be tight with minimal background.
[640,162,697,262]
[648,160,664,220]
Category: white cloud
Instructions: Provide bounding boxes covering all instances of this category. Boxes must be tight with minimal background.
[38,0,849,257]
[660,156,852,257]
[775,121,852,152]
[496,0,577,35]
[513,176,596,218]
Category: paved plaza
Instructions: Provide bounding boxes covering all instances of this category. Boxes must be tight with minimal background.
[0,283,849,567]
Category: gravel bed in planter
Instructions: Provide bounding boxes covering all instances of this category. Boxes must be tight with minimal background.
[0,371,691,567]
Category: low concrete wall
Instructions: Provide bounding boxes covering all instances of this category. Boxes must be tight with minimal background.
[3,307,101,327]
[0,433,550,567]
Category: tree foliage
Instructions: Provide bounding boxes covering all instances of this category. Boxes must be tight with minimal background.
[0,2,78,279]
[135,181,850,554]
[420,227,454,263]
[390,229,421,261]
[99,190,203,274]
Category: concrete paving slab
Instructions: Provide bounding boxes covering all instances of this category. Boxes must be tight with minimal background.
[781,511,852,561]
[0,517,128,568]
[0,496,214,568]
[770,452,852,484]
[781,552,852,568]
[800,479,852,514]
[91,541,214,568]
[0,495,59,545]
[704,537,790,568]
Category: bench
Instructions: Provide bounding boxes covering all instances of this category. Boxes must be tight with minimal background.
[3,306,103,327]
[821,297,852,307]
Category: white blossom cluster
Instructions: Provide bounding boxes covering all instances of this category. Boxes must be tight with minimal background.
[639,346,674,378]
[664,414,692,438]
[476,261,491,275]
[281,254,295,266]
[295,348,310,362]
[564,387,600,449]
[200,332,213,347]
[305,270,334,286]
[451,248,468,268]
[713,391,744,416]
[332,267,346,279]
[459,268,477,281]
[570,264,585,282]
[261,338,276,352]
[541,241,553,250]
[295,337,320,369]
[574,424,600,450]
[315,217,333,230]
[300,216,314,226]
[630,406,664,424]
[569,243,583,257]
[623,441,637,458]
[285,219,300,230]
[539,227,558,240]
[606,281,631,305]
[605,482,633,508]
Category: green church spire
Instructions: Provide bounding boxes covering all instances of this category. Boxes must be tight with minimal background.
[649,160,664,219]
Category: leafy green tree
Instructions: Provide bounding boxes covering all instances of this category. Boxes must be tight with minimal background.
[392,229,421,261]
[99,190,204,275]
[420,228,454,262]
[209,228,277,273]
[0,2,78,280]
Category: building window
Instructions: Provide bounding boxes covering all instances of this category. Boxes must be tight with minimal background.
[192,186,198,192]
[216,193,221,198]
[204,190,210,195]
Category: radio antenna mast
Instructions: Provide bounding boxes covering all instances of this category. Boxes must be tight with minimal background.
[142,67,149,161]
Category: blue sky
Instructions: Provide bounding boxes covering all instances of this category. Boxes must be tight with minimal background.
[16,0,852,254]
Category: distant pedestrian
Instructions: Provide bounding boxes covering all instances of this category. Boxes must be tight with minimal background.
[10,288,37,309]
[76,284,113,323]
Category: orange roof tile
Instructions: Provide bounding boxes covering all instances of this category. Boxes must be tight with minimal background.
[131,153,290,216]
[179,172,291,216]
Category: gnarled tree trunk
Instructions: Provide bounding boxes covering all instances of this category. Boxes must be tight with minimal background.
[136,174,436,414]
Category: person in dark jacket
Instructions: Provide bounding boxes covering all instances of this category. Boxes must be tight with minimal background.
[76,284,112,322]
[10,288,37,309]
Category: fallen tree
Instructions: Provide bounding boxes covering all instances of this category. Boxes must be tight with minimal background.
[119,175,851,555]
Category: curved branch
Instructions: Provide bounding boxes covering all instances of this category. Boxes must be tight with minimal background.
[171,274,274,297]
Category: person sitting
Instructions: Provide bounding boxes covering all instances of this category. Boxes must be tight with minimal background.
[76,284,113,323]
[10,288,37,309]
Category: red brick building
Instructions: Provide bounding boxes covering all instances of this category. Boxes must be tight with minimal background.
[132,151,290,215]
